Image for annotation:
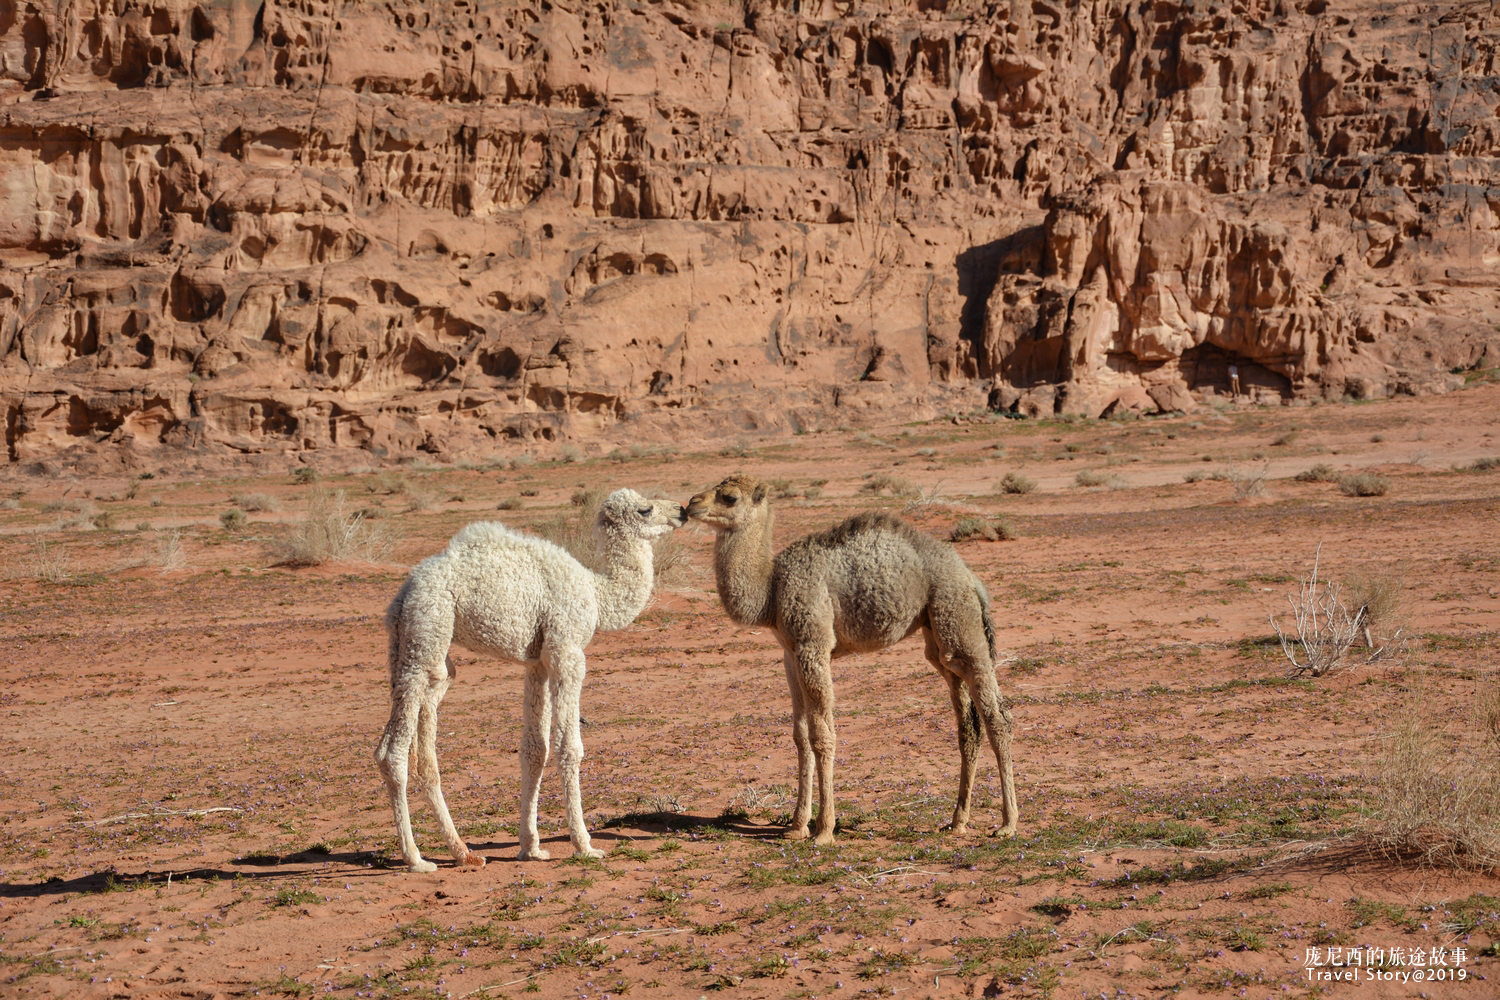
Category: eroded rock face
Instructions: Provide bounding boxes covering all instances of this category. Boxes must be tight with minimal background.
[2,0,1497,465]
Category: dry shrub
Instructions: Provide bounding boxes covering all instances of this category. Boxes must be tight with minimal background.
[156,529,187,573]
[1372,677,1500,869]
[1342,565,1408,652]
[1294,463,1339,483]
[998,472,1036,494]
[950,516,998,542]
[1229,464,1270,501]
[233,493,280,512]
[268,490,393,567]
[219,508,248,531]
[858,473,920,498]
[1338,472,1389,496]
[1073,469,1121,489]
[497,497,523,511]
[1460,456,1499,472]
[1271,547,1404,675]
[27,539,74,583]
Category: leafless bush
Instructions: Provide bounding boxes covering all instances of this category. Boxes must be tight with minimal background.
[1372,678,1500,868]
[267,490,393,567]
[220,509,247,531]
[1271,546,1402,676]
[232,492,280,512]
[497,497,523,510]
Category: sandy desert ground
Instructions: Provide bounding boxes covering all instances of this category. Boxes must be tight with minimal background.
[3,382,1500,1000]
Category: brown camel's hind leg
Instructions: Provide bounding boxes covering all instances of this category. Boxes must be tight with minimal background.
[925,629,982,835]
[927,593,1019,837]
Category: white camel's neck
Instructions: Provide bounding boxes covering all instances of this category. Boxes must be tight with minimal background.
[593,532,657,632]
[712,509,777,629]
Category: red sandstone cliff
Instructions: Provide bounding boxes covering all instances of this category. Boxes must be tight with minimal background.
[2,0,1497,466]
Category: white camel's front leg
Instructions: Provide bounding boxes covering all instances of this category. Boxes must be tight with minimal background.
[550,647,603,859]
[517,662,553,860]
[781,651,815,840]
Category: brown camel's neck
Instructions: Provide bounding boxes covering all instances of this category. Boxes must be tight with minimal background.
[712,508,777,628]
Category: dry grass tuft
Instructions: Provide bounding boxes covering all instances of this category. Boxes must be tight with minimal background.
[27,539,75,582]
[232,493,280,512]
[998,472,1037,495]
[858,473,921,499]
[1293,463,1340,483]
[950,515,998,542]
[1338,472,1390,496]
[1372,677,1500,869]
[155,529,188,573]
[267,490,393,567]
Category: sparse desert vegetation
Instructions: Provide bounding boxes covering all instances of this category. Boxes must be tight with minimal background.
[2,385,1499,999]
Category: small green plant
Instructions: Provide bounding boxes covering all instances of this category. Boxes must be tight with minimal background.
[220,508,248,531]
[271,887,323,908]
[292,467,319,485]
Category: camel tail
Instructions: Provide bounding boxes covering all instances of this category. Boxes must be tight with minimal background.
[975,583,996,661]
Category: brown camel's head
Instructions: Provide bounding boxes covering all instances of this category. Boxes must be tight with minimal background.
[686,474,768,532]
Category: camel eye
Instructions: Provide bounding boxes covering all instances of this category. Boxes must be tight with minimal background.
[722,493,738,507]
[637,507,652,517]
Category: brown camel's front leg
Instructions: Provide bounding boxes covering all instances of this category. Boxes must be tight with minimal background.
[790,644,839,847]
[780,650,815,840]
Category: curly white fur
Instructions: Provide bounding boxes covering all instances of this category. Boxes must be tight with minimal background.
[375,488,685,872]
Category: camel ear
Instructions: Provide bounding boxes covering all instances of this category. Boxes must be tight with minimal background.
[752,483,767,503]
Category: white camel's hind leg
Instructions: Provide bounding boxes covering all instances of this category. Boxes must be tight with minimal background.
[548,645,603,858]
[517,662,554,860]
[412,666,484,868]
[375,679,437,874]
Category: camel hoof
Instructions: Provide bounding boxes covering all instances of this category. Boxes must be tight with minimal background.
[782,827,811,841]
[407,859,438,874]
[517,847,551,861]
[812,831,836,847]
[942,822,970,836]
[575,846,605,859]
[460,852,486,868]
[989,824,1018,839]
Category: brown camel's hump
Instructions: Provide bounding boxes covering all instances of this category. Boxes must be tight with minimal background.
[800,510,939,554]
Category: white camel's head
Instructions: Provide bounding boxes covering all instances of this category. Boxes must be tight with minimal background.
[685,474,769,533]
[595,488,687,541]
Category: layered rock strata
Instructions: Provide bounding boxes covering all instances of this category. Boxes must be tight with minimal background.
[2,0,1497,464]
